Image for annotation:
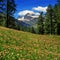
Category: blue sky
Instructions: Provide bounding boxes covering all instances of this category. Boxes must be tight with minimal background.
[14,0,57,18]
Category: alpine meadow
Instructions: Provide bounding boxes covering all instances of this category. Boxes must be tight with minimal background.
[0,0,60,60]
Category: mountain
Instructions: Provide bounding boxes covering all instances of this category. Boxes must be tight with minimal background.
[18,13,39,26]
[18,20,31,27]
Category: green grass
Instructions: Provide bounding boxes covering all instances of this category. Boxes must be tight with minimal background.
[0,26,60,60]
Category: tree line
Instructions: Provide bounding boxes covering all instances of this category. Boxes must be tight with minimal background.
[0,0,20,30]
[33,0,60,35]
[0,0,60,35]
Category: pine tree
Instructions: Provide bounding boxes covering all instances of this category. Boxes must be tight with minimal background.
[31,27,36,33]
[0,0,6,26]
[45,5,54,34]
[45,5,58,35]
[0,0,4,13]
[37,12,44,34]
[53,0,60,35]
[6,0,16,28]
[56,0,60,34]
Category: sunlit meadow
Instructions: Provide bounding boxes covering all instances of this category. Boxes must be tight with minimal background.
[0,26,60,60]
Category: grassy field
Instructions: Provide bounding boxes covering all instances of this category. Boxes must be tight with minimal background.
[0,26,60,60]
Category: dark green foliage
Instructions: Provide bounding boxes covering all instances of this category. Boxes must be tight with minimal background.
[6,0,16,28]
[44,5,57,35]
[0,17,6,26]
[0,0,6,26]
[6,16,17,29]
[16,24,20,30]
[0,0,17,30]
[57,23,60,35]
[0,0,60,35]
[0,0,6,13]
[7,0,16,15]
[31,27,36,33]
[45,5,53,34]
[37,12,44,34]
[0,13,6,26]
[54,0,60,35]
[37,2,60,35]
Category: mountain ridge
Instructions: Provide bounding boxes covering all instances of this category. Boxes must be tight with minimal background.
[18,13,39,26]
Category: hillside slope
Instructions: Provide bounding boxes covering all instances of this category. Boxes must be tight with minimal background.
[0,26,60,60]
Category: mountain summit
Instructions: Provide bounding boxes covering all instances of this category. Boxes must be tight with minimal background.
[18,13,39,26]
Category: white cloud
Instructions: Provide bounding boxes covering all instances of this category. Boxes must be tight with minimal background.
[18,10,40,17]
[34,13,40,16]
[18,10,34,16]
[32,6,48,12]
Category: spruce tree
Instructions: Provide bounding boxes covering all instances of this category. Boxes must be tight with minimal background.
[45,4,58,35]
[56,0,60,34]
[53,0,60,35]
[0,0,6,26]
[31,27,36,34]
[37,12,44,34]
[45,5,55,34]
[6,0,16,28]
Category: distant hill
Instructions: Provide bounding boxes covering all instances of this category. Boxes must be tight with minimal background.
[0,26,60,60]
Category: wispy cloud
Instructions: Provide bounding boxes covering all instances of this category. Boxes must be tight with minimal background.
[18,6,47,16]
[18,10,40,16]
[18,10,34,16]
[32,6,48,12]
[34,13,40,16]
